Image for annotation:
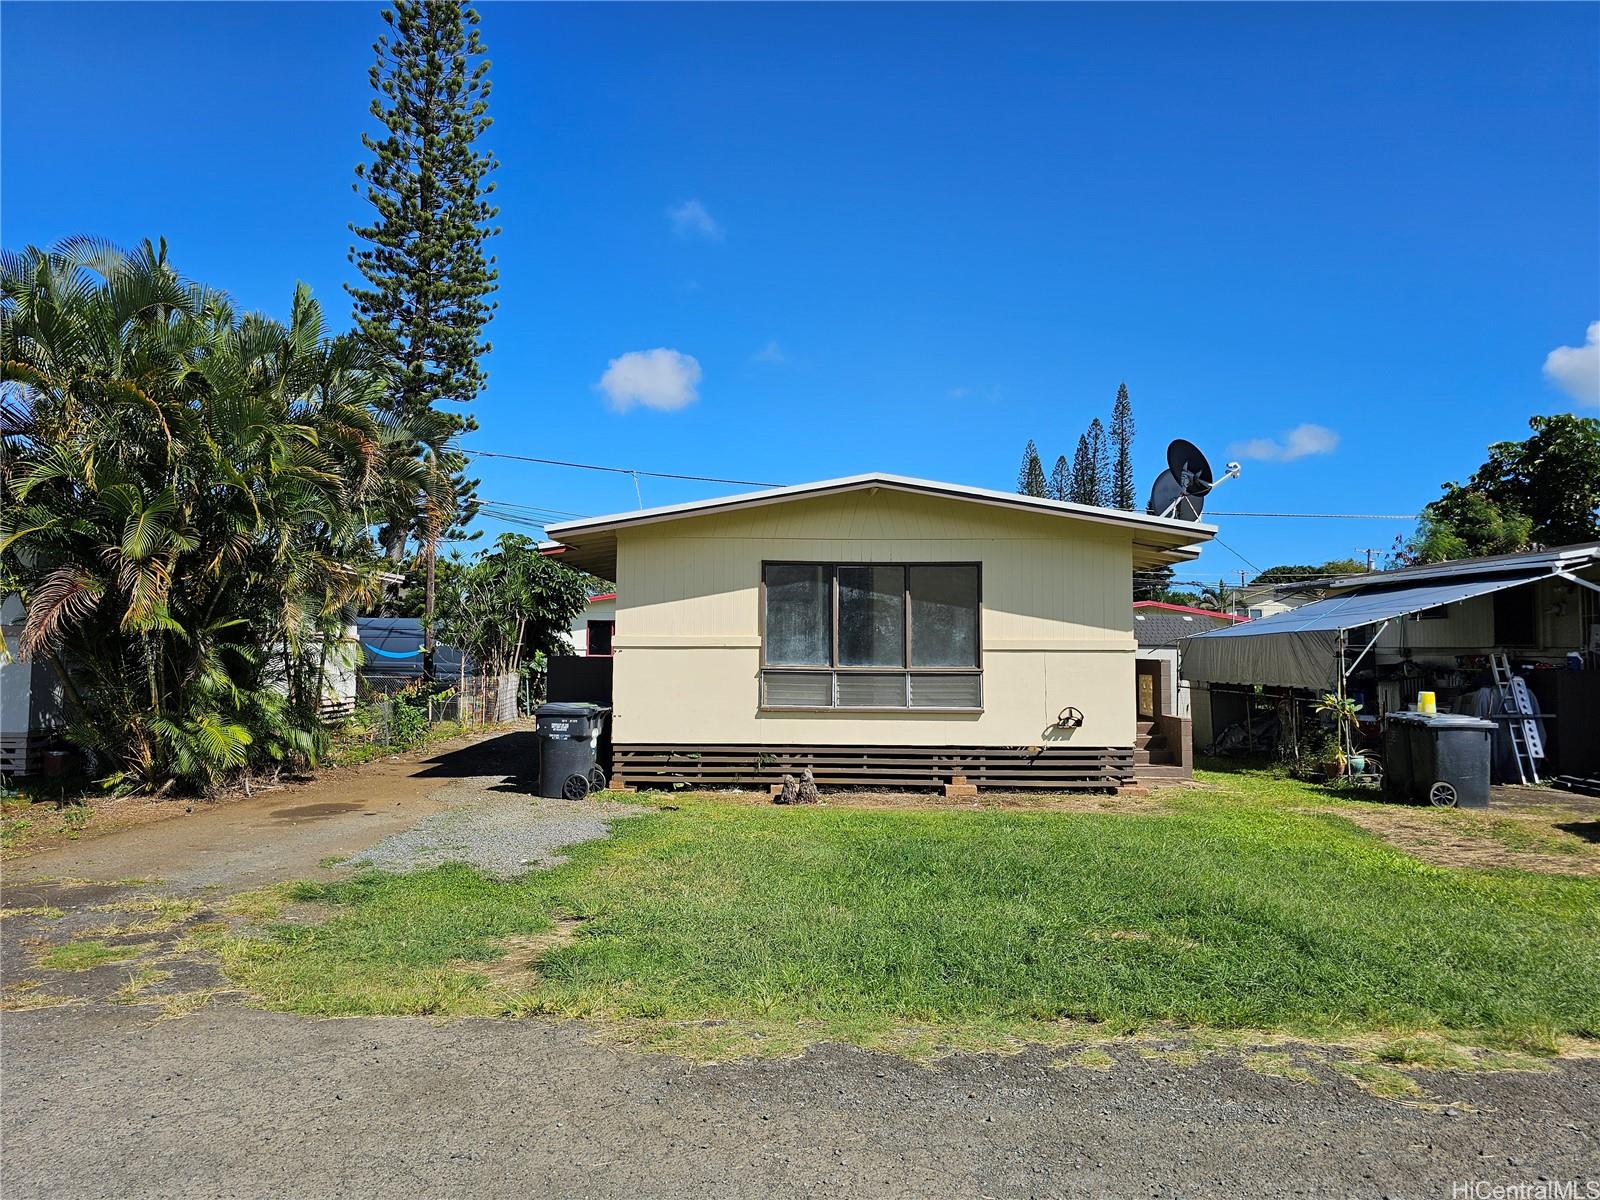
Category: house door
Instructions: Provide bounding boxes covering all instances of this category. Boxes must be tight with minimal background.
[1136,660,1161,719]
[586,620,615,657]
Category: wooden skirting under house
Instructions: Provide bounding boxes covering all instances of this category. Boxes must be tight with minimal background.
[610,743,1135,793]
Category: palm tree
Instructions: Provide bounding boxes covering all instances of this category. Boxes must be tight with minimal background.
[1,239,426,792]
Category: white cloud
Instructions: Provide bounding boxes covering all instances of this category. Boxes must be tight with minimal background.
[751,340,788,366]
[1228,423,1341,463]
[1543,321,1600,407]
[597,349,702,413]
[667,199,723,241]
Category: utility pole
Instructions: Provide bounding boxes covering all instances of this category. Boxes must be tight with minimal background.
[1357,547,1381,571]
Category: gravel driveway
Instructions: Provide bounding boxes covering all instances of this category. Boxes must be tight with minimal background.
[347,792,641,877]
[4,731,1598,1199]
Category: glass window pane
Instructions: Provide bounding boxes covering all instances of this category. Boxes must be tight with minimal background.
[764,565,830,666]
[838,565,905,667]
[910,565,979,667]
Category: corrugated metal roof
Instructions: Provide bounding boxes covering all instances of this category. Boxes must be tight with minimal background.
[1187,567,1554,639]
[1320,543,1600,591]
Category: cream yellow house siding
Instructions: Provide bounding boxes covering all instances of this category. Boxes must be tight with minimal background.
[611,489,1137,747]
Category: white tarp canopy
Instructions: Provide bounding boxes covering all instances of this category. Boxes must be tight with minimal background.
[1180,568,1555,692]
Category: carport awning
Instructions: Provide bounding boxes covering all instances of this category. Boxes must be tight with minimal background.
[1181,568,1554,692]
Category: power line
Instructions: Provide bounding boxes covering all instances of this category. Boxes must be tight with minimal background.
[1206,511,1417,520]
[462,448,1426,521]
[460,447,779,489]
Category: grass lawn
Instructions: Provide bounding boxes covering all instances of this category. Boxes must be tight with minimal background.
[209,768,1600,1056]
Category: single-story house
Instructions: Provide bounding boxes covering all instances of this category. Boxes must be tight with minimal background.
[1182,542,1600,787]
[543,473,1214,792]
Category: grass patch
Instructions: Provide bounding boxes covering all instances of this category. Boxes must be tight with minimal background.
[1,797,94,853]
[0,905,66,921]
[1243,1052,1320,1085]
[208,769,1600,1056]
[112,964,173,1004]
[1332,1060,1425,1100]
[0,980,81,1011]
[89,895,201,935]
[36,938,149,972]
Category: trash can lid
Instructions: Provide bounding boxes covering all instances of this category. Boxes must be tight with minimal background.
[535,701,611,717]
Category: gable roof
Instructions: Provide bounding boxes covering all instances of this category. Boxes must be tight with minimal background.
[543,472,1215,577]
[1133,600,1246,622]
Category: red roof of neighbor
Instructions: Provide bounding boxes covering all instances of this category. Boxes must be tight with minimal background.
[587,591,616,603]
[1133,600,1246,622]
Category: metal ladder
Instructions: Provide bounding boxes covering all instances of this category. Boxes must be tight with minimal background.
[1490,653,1542,785]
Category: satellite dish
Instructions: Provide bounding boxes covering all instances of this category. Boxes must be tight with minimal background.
[1167,439,1215,495]
[1148,439,1236,521]
[1147,470,1184,518]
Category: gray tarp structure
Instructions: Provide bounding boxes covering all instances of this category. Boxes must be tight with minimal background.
[1181,568,1555,692]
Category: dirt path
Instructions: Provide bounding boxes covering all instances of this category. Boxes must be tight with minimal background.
[2,727,538,895]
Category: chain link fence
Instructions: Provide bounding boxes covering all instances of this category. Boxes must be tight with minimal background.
[339,671,523,755]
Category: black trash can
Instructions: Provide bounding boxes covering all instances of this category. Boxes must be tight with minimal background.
[1382,712,1494,808]
[535,702,611,800]
[1382,712,1420,804]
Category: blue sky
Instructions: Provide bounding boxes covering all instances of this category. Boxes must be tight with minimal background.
[4,2,1597,585]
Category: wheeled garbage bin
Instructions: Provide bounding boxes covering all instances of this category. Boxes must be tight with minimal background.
[1382,712,1420,805]
[535,702,611,800]
[1382,712,1494,808]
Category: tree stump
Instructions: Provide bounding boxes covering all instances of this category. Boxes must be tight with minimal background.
[796,767,820,804]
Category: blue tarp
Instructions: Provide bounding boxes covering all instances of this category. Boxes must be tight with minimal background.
[1181,568,1553,691]
[356,617,470,678]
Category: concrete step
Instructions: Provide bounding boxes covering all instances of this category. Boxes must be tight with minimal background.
[1134,733,1169,752]
[1134,748,1176,766]
[1135,764,1191,781]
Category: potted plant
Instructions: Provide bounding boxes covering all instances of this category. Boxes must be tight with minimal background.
[1303,729,1344,778]
[1313,692,1363,776]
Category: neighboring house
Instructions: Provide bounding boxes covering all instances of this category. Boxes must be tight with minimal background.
[1183,543,1600,786]
[543,473,1214,792]
[1133,600,1244,723]
[0,595,65,778]
[1227,580,1329,621]
[566,592,617,657]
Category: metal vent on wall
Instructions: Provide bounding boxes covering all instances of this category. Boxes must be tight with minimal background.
[835,673,909,707]
[910,673,983,709]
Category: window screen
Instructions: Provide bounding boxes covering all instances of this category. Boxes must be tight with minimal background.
[764,564,830,665]
[909,564,979,667]
[838,565,905,667]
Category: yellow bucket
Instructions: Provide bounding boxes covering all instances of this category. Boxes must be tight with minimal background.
[1418,691,1437,714]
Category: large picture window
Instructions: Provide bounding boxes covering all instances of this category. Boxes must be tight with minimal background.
[761,562,982,710]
